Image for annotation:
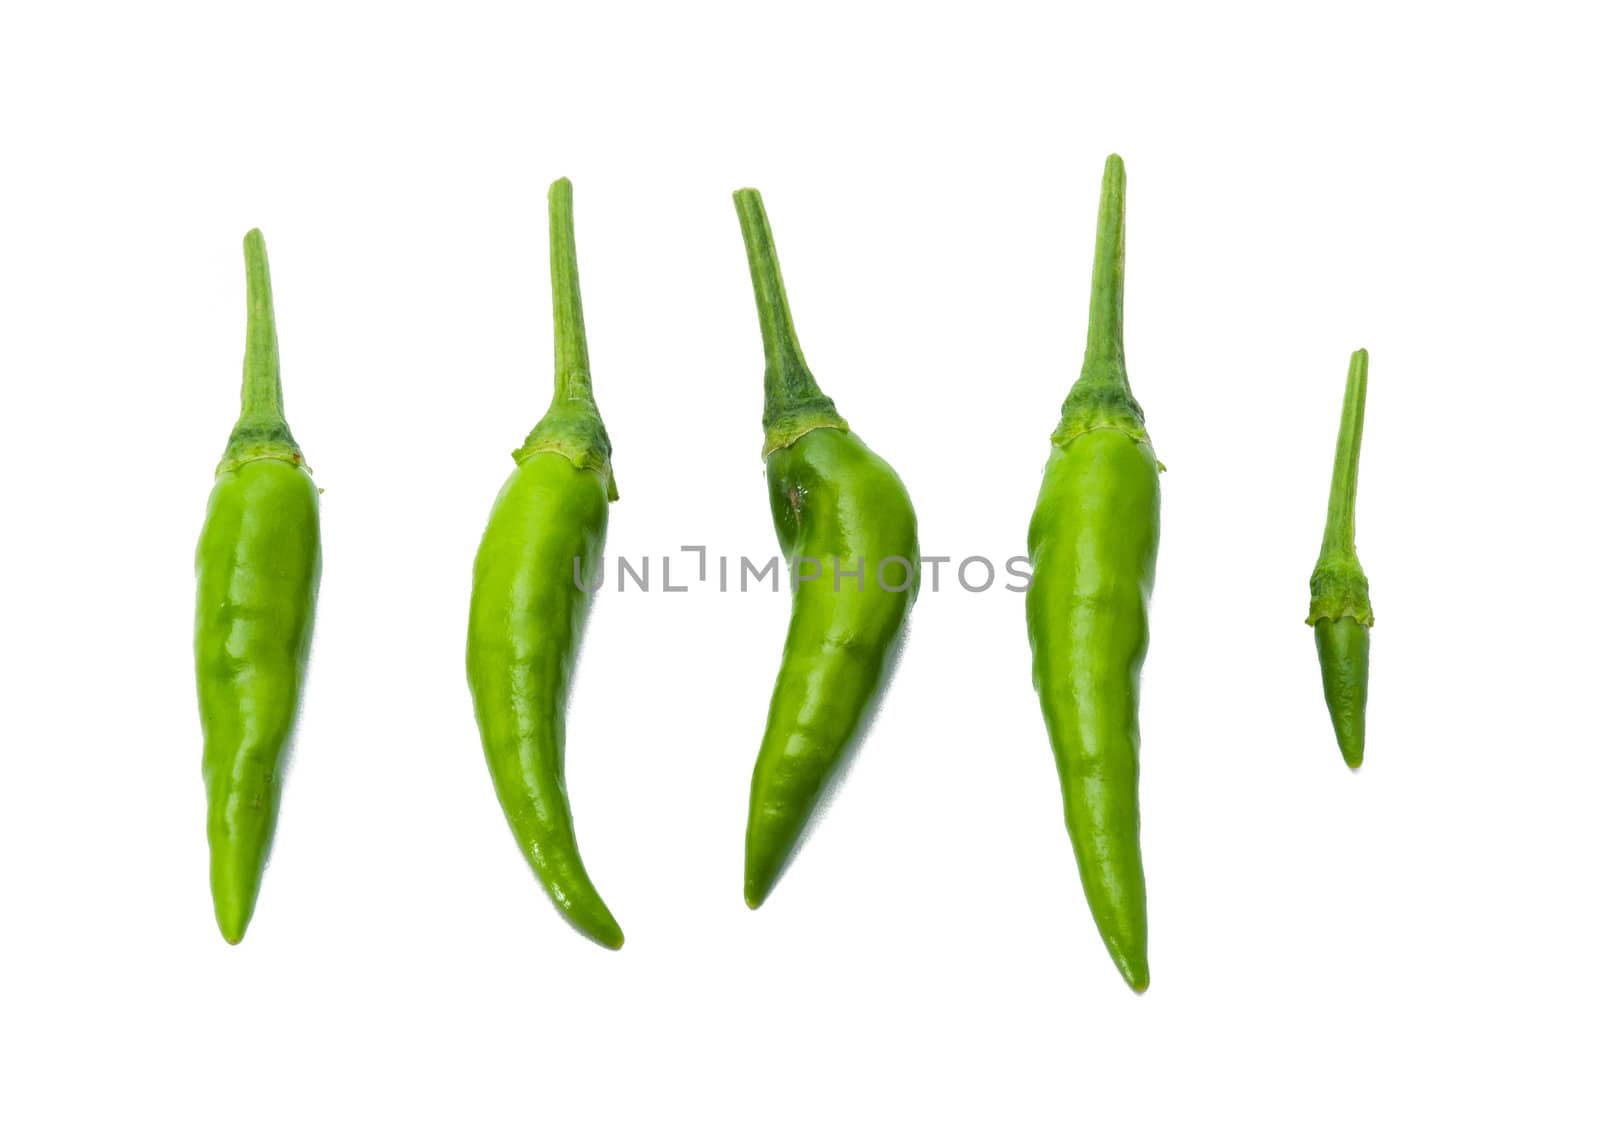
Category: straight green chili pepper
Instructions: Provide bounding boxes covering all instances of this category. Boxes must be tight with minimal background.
[1026,155,1160,992]
[1308,349,1373,770]
[733,188,920,909]
[194,230,322,945]
[466,178,623,948]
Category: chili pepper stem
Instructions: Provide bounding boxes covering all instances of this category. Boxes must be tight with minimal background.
[1052,156,1149,448]
[220,230,304,470]
[1319,349,1369,561]
[1083,154,1127,380]
[513,179,618,498]
[240,230,283,422]
[732,189,809,391]
[733,188,848,455]
[549,177,595,408]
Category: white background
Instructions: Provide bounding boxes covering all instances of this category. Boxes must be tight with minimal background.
[2,2,1597,1134]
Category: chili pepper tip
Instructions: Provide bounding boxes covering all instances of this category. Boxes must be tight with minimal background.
[564,896,624,949]
[1117,957,1150,994]
[744,861,781,909]
[213,896,253,945]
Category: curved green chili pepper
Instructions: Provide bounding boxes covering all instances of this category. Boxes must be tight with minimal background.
[195,229,322,945]
[733,188,920,909]
[466,178,623,949]
[1025,155,1160,992]
[1308,349,1372,770]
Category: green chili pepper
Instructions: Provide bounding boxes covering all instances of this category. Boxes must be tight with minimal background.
[1308,349,1373,770]
[466,178,623,949]
[733,188,920,909]
[195,230,322,945]
[1025,155,1160,992]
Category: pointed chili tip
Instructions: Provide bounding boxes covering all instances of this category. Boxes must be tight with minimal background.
[213,895,253,945]
[744,836,789,909]
[743,878,770,910]
[1117,955,1150,994]
[576,916,625,951]
[1103,934,1150,992]
[744,854,780,908]
[577,904,625,950]
[1343,747,1365,771]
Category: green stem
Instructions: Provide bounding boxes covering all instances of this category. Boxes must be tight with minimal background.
[241,229,285,423]
[220,229,302,470]
[1053,155,1146,447]
[1083,153,1127,378]
[513,178,616,498]
[733,188,811,389]
[548,177,595,407]
[733,188,846,454]
[1320,348,1369,558]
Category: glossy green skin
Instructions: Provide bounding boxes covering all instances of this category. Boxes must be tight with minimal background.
[1027,429,1159,992]
[745,426,919,907]
[1314,616,1369,769]
[195,458,321,944]
[467,452,621,948]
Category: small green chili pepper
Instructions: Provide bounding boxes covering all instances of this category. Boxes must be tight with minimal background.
[1026,155,1160,992]
[733,188,920,909]
[195,229,322,945]
[466,178,623,949]
[1307,348,1373,770]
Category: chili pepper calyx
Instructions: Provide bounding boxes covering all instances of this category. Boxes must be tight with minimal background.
[1307,553,1373,626]
[216,429,308,476]
[513,404,618,500]
[762,413,850,458]
[1050,392,1151,451]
